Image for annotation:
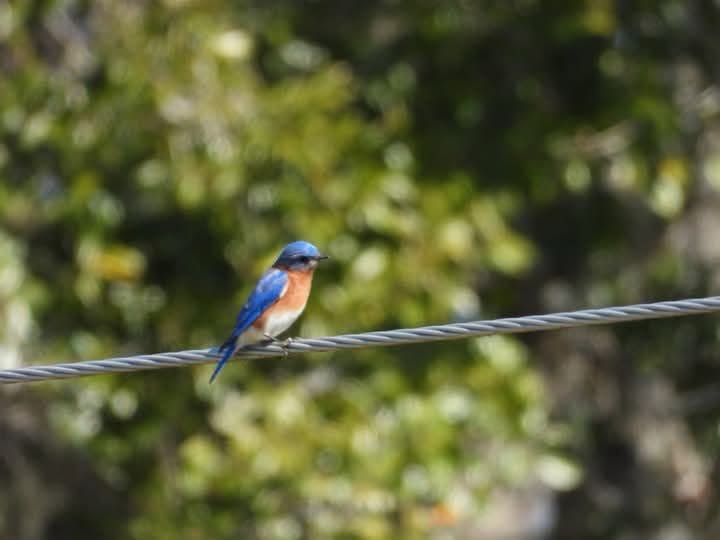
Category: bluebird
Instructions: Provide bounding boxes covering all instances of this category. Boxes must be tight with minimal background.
[209,241,328,382]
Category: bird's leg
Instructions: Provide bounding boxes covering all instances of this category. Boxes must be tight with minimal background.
[263,334,294,358]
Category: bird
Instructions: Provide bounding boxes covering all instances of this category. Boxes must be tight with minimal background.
[209,241,328,383]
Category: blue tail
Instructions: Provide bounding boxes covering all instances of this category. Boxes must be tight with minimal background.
[209,338,237,383]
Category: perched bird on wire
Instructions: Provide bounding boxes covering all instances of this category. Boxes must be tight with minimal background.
[209,241,328,383]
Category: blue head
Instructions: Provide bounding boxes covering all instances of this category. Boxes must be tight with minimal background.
[273,241,328,271]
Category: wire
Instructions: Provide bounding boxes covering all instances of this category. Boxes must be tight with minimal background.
[2,296,720,384]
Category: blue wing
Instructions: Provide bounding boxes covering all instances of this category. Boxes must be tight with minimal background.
[209,268,288,383]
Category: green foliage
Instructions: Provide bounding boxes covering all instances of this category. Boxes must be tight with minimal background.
[2,0,720,539]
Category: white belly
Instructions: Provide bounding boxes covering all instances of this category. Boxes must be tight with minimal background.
[264,307,304,336]
[237,307,304,345]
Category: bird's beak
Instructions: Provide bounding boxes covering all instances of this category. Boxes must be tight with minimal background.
[316,254,329,261]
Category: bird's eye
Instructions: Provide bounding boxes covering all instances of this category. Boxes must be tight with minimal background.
[299,256,310,264]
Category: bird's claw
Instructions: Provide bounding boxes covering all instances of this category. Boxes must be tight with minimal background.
[264,334,294,358]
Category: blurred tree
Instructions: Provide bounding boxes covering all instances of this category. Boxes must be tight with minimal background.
[1,0,720,538]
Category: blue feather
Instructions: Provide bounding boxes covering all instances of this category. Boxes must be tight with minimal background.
[209,268,288,383]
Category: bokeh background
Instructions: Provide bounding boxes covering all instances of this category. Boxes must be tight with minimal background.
[2,1,720,538]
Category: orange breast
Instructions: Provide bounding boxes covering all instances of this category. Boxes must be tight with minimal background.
[252,269,314,329]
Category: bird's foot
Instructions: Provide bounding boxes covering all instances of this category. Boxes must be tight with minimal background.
[263,334,294,358]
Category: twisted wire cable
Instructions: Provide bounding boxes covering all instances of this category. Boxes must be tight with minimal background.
[2,296,720,384]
